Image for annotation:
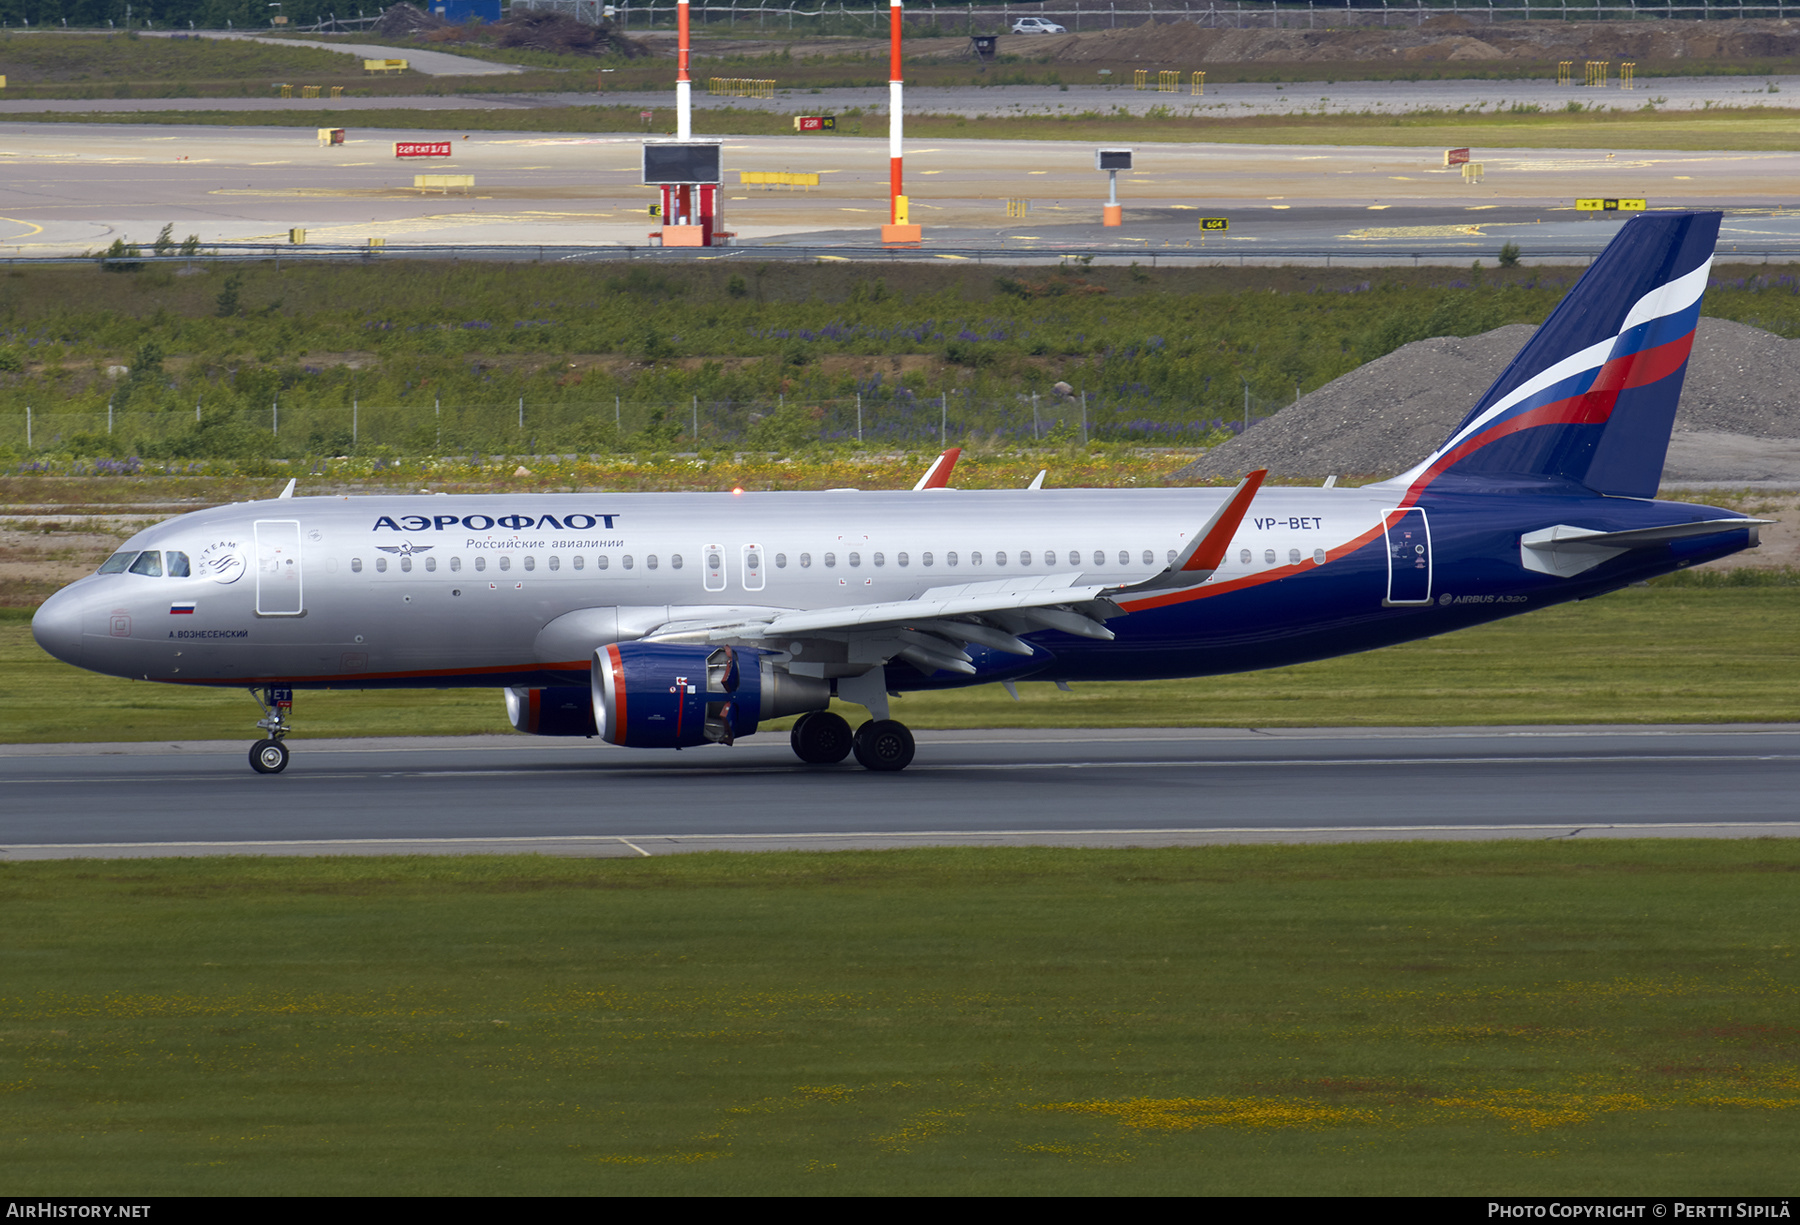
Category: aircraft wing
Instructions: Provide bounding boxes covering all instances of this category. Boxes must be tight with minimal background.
[650,573,1118,676]
[644,470,1271,676]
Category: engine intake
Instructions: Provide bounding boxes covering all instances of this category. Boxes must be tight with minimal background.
[592,642,828,749]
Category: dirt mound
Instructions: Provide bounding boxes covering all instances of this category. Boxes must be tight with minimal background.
[1172,318,1800,483]
[491,10,648,58]
[373,3,445,38]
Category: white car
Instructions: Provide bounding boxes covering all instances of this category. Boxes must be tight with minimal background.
[1010,17,1067,33]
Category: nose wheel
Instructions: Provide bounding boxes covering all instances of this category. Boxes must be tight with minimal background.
[250,738,290,774]
[248,686,294,775]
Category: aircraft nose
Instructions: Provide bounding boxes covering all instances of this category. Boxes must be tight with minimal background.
[31,587,84,668]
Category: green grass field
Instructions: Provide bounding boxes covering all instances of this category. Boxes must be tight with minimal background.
[5,580,1797,743]
[2,843,1795,1195]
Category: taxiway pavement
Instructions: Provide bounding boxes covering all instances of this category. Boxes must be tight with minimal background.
[3,119,1797,257]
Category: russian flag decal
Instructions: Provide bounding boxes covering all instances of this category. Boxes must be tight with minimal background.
[170,602,196,615]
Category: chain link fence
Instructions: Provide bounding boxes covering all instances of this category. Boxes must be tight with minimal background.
[1,388,1299,458]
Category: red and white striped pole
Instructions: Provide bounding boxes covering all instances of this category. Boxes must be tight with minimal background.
[676,0,692,141]
[881,0,921,241]
[888,0,902,222]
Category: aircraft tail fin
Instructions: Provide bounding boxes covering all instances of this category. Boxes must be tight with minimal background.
[1392,210,1719,500]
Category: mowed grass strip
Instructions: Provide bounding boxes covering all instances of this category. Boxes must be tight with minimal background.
[4,583,1796,743]
[1,843,1796,1195]
[14,104,1800,151]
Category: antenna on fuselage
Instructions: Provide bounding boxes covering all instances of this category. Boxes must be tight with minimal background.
[277,478,296,499]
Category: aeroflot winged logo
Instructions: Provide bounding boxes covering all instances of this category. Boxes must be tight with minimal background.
[373,513,621,532]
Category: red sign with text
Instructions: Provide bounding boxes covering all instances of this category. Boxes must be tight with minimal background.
[394,141,453,159]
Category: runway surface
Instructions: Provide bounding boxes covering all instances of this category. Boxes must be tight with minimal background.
[4,118,1797,257]
[3,725,1795,860]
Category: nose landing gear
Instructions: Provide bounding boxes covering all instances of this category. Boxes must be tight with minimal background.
[248,686,293,774]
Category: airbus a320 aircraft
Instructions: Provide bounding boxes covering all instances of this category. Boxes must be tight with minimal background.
[32,212,1765,774]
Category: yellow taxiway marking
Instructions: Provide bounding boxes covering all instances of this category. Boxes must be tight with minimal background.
[0,216,45,240]
[840,207,873,212]
[249,161,294,166]
[1029,170,1048,175]
[1466,205,1500,210]
[1345,224,1494,239]
[1367,204,1391,210]
[816,254,850,261]
[1269,204,1291,209]
[936,253,970,260]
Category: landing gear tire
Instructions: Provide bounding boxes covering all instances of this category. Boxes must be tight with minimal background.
[852,719,915,772]
[791,711,853,764]
[250,738,290,774]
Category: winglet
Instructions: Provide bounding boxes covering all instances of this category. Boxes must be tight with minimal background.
[912,447,961,491]
[1111,469,1267,596]
[277,478,296,500]
[1027,469,1046,491]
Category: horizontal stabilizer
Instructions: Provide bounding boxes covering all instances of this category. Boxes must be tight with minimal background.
[1521,517,1766,577]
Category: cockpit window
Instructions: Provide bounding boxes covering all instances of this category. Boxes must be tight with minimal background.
[97,552,137,575]
[127,551,163,577]
[166,551,191,578]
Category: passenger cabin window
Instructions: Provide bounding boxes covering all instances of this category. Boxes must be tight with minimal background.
[946,552,958,567]
[824,553,836,568]
[1142,550,1154,567]
[994,551,1007,567]
[622,556,634,570]
[425,556,437,573]
[1093,550,1105,568]
[923,552,934,566]
[775,553,788,568]
[98,552,136,575]
[548,556,559,572]
[375,556,388,573]
[523,556,535,572]
[1240,548,1252,565]
[647,555,658,570]
[573,555,584,570]
[596,555,608,570]
[1289,548,1303,565]
[351,557,364,573]
[474,557,486,572]
[1313,549,1327,565]
[449,557,461,572]
[799,553,811,568]
[400,556,412,573]
[970,551,983,567]
[897,552,909,567]
[1020,550,1032,567]
[1118,551,1129,566]
[671,554,682,570]
[499,556,511,572]
[1264,549,1277,565]
[128,551,163,577]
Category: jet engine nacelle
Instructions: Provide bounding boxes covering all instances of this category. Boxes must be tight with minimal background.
[592,642,830,749]
[504,686,599,737]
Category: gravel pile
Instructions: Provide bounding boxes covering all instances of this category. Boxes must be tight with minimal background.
[1173,318,1800,484]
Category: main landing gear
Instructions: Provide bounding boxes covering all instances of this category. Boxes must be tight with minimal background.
[789,711,916,772]
[248,686,293,774]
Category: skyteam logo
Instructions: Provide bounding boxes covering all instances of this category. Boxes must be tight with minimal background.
[374,513,620,532]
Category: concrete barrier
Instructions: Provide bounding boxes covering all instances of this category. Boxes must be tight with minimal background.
[414,174,475,195]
